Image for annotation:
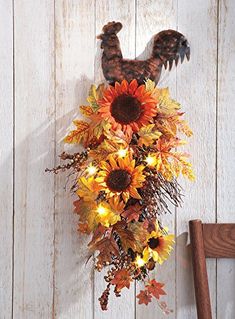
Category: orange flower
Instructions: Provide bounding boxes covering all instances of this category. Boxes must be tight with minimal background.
[98,79,158,136]
[96,154,145,203]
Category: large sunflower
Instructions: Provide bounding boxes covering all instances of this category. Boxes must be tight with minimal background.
[96,154,145,203]
[143,223,174,265]
[98,79,158,136]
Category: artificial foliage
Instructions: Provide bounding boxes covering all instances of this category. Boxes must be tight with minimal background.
[47,78,194,312]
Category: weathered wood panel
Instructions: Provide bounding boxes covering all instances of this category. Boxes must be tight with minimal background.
[176,0,217,318]
[0,1,235,318]
[54,1,95,318]
[94,1,136,318]
[217,0,235,318]
[135,1,177,318]
[13,1,55,317]
[0,0,13,317]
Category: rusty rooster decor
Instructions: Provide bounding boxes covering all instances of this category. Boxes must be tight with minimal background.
[47,21,194,313]
[98,21,190,85]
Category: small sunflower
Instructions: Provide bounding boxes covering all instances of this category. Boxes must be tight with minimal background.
[98,79,158,136]
[143,223,174,265]
[96,154,145,203]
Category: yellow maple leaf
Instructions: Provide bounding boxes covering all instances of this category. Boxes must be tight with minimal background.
[176,118,193,137]
[145,80,179,114]
[74,200,97,234]
[155,113,193,138]
[89,131,129,161]
[138,124,162,146]
[156,87,181,114]
[77,176,100,201]
[96,202,121,227]
[145,79,157,92]
[87,84,105,112]
[153,139,195,181]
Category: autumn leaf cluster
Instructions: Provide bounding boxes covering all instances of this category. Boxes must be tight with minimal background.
[52,79,194,311]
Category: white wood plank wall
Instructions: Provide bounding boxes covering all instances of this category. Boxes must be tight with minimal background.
[0,0,234,318]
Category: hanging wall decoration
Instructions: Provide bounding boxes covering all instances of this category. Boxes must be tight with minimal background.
[47,21,194,313]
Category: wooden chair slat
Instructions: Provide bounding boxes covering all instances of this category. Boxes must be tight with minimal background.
[189,220,212,319]
[203,223,235,258]
[189,219,235,319]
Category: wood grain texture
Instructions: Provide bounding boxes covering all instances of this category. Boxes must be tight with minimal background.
[54,1,95,318]
[136,1,177,318]
[217,0,235,317]
[203,224,235,258]
[13,1,55,317]
[94,1,135,318]
[189,220,212,319]
[0,1,235,318]
[0,0,13,317]
[176,0,218,318]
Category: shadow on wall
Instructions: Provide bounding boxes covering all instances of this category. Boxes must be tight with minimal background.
[176,232,196,315]
[9,75,96,317]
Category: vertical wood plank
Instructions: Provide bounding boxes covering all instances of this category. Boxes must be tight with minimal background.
[217,0,235,318]
[54,1,95,318]
[135,1,177,318]
[13,1,55,317]
[94,1,136,318]
[176,0,217,318]
[0,0,13,317]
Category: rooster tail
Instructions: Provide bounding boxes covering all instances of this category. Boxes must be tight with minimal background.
[151,30,190,71]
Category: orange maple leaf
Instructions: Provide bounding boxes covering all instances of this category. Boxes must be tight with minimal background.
[77,222,89,233]
[111,269,132,292]
[146,279,166,300]
[64,120,90,145]
[121,203,142,223]
[137,289,152,305]
[113,221,136,252]
[89,236,119,265]
[80,105,94,117]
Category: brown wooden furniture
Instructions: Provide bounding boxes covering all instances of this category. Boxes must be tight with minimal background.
[189,219,235,319]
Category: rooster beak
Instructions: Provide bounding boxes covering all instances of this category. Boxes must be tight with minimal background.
[97,34,103,40]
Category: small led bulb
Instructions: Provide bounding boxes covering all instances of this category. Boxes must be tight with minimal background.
[145,154,157,167]
[86,164,97,176]
[135,255,146,268]
[117,148,128,158]
[97,204,108,216]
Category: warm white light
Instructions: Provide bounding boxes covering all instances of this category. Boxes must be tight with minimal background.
[86,164,97,176]
[117,148,128,158]
[97,204,108,216]
[135,255,145,268]
[145,154,156,167]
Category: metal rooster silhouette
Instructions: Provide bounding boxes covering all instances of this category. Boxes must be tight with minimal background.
[97,21,190,85]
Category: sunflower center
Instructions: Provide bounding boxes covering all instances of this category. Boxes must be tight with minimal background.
[111,94,142,124]
[148,237,160,249]
[106,169,132,192]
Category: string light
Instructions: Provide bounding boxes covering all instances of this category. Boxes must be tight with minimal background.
[145,154,157,167]
[135,255,146,268]
[117,148,128,158]
[86,163,97,176]
[97,204,108,216]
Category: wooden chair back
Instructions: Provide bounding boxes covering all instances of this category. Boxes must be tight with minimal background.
[189,219,235,319]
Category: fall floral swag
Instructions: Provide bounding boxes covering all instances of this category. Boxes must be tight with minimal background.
[47,21,193,313]
[47,79,194,312]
